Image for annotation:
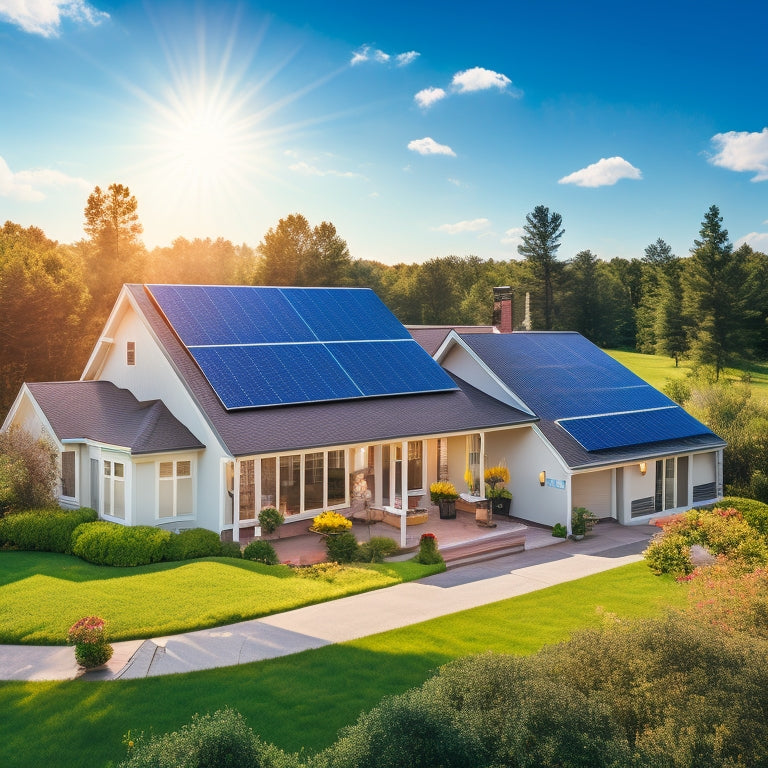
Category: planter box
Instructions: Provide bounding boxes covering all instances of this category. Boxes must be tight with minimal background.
[490,497,512,517]
[455,494,488,514]
[383,508,429,527]
[438,500,457,519]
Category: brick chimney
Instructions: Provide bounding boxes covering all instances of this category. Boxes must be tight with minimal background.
[493,286,513,333]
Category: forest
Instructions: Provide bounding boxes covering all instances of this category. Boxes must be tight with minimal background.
[2,184,768,422]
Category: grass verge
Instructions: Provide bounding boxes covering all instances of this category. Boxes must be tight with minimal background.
[0,552,443,644]
[0,561,683,768]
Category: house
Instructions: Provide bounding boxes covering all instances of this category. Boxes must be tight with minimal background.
[2,284,725,546]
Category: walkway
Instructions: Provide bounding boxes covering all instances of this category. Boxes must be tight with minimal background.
[0,521,657,682]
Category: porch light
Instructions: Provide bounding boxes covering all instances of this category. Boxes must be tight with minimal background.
[539,470,546,486]
[639,462,647,476]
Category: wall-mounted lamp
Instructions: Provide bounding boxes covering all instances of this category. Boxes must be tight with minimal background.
[539,470,546,486]
[639,462,647,476]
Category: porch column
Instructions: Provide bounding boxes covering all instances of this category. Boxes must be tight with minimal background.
[400,440,408,549]
[233,459,240,544]
[566,471,573,535]
[479,432,486,497]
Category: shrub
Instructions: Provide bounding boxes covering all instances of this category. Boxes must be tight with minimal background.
[644,532,693,575]
[242,540,279,565]
[258,506,284,535]
[294,562,342,580]
[415,532,443,565]
[552,523,567,538]
[219,541,243,558]
[716,495,768,536]
[0,507,97,553]
[358,536,398,563]
[165,528,223,561]
[67,616,113,669]
[0,425,58,513]
[325,531,359,563]
[71,521,171,566]
[311,510,352,533]
[117,708,291,768]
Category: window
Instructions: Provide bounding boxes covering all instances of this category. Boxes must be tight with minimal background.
[158,459,193,518]
[104,460,125,519]
[654,457,688,513]
[407,441,424,491]
[126,341,136,365]
[61,451,76,498]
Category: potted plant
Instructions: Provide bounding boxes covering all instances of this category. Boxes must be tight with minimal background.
[485,465,512,517]
[429,481,459,519]
[571,507,598,540]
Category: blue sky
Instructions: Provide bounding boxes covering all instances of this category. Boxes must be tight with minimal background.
[0,0,766,265]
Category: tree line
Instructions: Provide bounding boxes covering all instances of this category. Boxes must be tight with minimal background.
[2,183,766,415]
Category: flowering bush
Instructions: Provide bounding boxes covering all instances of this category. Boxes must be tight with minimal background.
[311,510,352,534]
[415,532,443,565]
[429,481,459,503]
[485,465,511,499]
[68,616,113,669]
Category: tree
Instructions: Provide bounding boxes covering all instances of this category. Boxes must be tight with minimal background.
[83,183,145,316]
[683,205,754,380]
[653,256,687,365]
[517,205,564,329]
[255,214,352,286]
[145,237,240,285]
[636,239,675,352]
[0,425,58,512]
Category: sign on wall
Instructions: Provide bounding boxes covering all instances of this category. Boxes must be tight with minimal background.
[545,478,566,490]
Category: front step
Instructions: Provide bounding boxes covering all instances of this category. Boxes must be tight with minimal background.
[440,527,527,569]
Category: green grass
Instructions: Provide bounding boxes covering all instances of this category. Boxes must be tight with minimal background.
[607,348,768,400]
[0,552,443,644]
[0,561,683,768]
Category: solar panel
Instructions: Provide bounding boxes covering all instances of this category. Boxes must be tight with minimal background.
[147,285,457,410]
[558,407,713,451]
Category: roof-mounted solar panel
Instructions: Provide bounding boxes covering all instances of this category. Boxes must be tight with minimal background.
[147,285,457,410]
[558,407,714,452]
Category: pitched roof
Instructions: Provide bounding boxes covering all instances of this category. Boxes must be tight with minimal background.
[408,326,495,356]
[453,331,725,469]
[127,285,536,456]
[27,381,205,455]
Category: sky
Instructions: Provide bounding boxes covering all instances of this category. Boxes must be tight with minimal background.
[0,0,766,266]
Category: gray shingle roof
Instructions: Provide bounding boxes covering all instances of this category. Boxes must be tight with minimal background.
[129,285,536,456]
[27,381,205,455]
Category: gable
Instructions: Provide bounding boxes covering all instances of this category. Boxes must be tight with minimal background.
[146,285,458,410]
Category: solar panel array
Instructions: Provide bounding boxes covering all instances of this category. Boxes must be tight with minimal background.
[460,332,715,452]
[148,285,457,410]
[557,407,713,452]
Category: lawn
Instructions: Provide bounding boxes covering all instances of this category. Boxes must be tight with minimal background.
[0,561,683,768]
[0,552,442,644]
[607,348,768,400]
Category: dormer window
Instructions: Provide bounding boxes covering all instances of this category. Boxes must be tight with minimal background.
[127,341,136,365]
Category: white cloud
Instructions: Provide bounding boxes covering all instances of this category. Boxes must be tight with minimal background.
[558,156,642,187]
[0,156,89,200]
[434,218,490,234]
[396,51,419,66]
[736,232,768,252]
[501,226,525,245]
[414,86,446,109]
[407,137,456,157]
[351,45,418,67]
[447,178,462,186]
[288,160,364,180]
[0,0,108,37]
[709,128,768,182]
[452,66,517,94]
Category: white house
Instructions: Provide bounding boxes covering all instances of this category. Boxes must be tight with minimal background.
[2,284,725,545]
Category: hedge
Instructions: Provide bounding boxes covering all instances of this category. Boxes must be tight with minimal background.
[71,521,171,566]
[165,528,223,561]
[715,496,768,537]
[0,508,98,553]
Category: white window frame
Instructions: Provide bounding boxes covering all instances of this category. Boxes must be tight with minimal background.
[156,457,195,520]
[103,458,127,521]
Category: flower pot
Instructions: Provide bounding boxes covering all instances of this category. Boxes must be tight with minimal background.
[490,497,512,517]
[438,500,456,519]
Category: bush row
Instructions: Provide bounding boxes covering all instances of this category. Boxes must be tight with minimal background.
[0,508,242,566]
[0,507,97,553]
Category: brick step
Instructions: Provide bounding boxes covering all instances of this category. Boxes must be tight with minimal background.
[441,528,526,569]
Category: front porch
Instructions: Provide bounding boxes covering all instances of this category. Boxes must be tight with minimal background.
[266,503,537,566]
